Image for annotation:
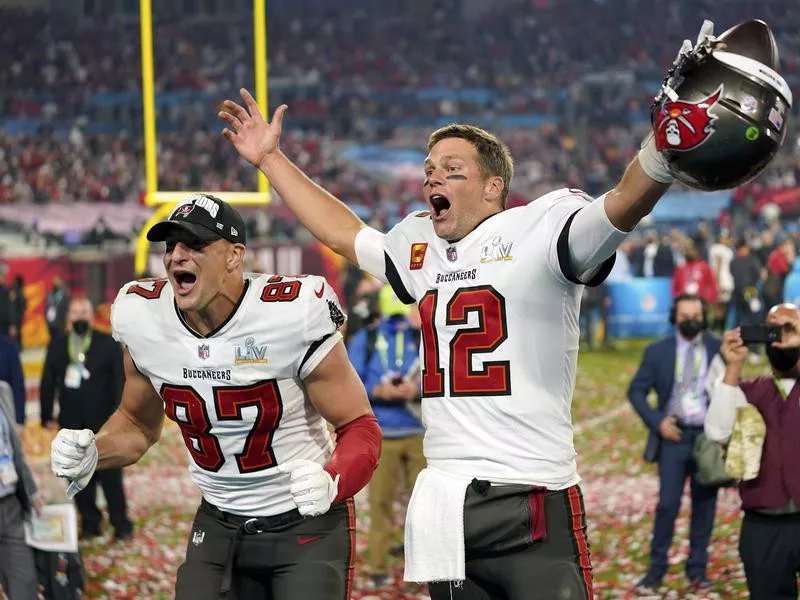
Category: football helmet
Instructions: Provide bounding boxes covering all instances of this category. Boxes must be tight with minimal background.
[651,20,792,191]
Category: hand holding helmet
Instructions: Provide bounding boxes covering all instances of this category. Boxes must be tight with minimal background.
[649,19,792,191]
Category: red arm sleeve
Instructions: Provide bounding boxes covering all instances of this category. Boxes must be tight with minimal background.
[323,414,382,504]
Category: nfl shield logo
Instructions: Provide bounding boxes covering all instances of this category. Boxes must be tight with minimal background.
[446,246,457,262]
[198,344,210,360]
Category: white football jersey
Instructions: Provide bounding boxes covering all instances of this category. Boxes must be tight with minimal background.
[383,189,614,489]
[111,273,346,516]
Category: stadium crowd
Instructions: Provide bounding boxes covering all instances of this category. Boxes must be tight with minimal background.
[0,0,799,232]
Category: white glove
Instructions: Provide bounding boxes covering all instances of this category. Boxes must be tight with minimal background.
[51,429,98,499]
[277,459,339,517]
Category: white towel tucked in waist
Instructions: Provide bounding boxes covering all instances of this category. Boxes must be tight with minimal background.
[403,467,472,583]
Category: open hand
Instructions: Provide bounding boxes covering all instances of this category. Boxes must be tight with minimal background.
[218,88,288,169]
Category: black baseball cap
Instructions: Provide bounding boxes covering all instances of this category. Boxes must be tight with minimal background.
[147,194,247,245]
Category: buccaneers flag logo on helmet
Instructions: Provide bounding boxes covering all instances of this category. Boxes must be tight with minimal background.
[655,86,723,152]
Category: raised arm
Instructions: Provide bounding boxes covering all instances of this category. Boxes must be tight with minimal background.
[219,90,368,265]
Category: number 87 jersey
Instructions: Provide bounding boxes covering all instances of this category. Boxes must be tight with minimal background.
[380,190,615,490]
[110,273,345,516]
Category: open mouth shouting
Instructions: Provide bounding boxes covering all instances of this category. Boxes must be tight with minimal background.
[429,194,451,220]
[173,269,198,296]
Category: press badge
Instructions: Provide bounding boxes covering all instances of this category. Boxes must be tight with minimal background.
[64,364,82,389]
[680,392,704,420]
[0,449,18,487]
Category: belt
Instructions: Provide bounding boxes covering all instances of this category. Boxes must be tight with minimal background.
[201,499,305,596]
[202,498,303,533]
[676,421,704,430]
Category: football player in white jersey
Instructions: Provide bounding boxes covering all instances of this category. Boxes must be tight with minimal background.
[217,28,714,599]
[50,194,382,600]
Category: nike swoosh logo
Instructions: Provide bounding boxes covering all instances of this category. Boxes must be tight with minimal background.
[315,283,325,298]
[297,535,323,545]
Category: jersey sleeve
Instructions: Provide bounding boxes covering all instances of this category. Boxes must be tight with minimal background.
[542,189,619,287]
[110,280,140,346]
[110,278,169,367]
[297,276,347,380]
[382,211,429,305]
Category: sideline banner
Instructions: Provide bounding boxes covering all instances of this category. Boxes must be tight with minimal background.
[607,277,673,339]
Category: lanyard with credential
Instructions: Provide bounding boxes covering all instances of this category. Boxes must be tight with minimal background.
[675,343,704,394]
[376,330,405,373]
[68,332,92,366]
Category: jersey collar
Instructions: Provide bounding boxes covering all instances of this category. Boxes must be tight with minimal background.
[174,279,251,339]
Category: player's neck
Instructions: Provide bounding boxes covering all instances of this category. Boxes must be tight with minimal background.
[184,278,246,336]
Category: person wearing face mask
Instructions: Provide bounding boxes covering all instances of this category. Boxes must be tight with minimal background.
[706,304,800,600]
[39,296,132,541]
[628,294,723,592]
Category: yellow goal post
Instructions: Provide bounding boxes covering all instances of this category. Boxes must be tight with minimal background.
[134,0,270,275]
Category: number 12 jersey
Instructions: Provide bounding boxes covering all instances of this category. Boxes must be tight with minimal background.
[381,189,614,489]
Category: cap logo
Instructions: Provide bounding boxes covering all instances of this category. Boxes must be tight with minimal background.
[231,227,238,237]
[174,204,195,218]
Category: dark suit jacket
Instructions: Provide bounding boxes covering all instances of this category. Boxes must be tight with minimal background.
[40,329,124,431]
[628,331,722,463]
[0,381,37,517]
[0,335,25,424]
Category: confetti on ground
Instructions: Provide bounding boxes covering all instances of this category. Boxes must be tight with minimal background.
[17,340,752,599]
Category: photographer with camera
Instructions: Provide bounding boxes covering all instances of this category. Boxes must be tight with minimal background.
[706,303,800,600]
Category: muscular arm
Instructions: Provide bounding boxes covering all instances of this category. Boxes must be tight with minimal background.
[304,341,381,503]
[304,340,373,427]
[94,347,164,470]
[603,157,672,232]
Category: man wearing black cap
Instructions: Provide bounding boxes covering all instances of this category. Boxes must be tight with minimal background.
[49,194,382,600]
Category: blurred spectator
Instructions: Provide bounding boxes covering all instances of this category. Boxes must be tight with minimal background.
[730,237,765,363]
[347,286,424,590]
[692,222,713,263]
[672,241,718,305]
[708,232,734,332]
[707,304,800,600]
[763,236,796,308]
[0,265,10,338]
[0,335,25,431]
[628,294,722,593]
[580,282,612,351]
[8,275,25,351]
[39,297,132,541]
[642,232,675,278]
[44,277,69,341]
[343,275,384,344]
[0,379,42,600]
